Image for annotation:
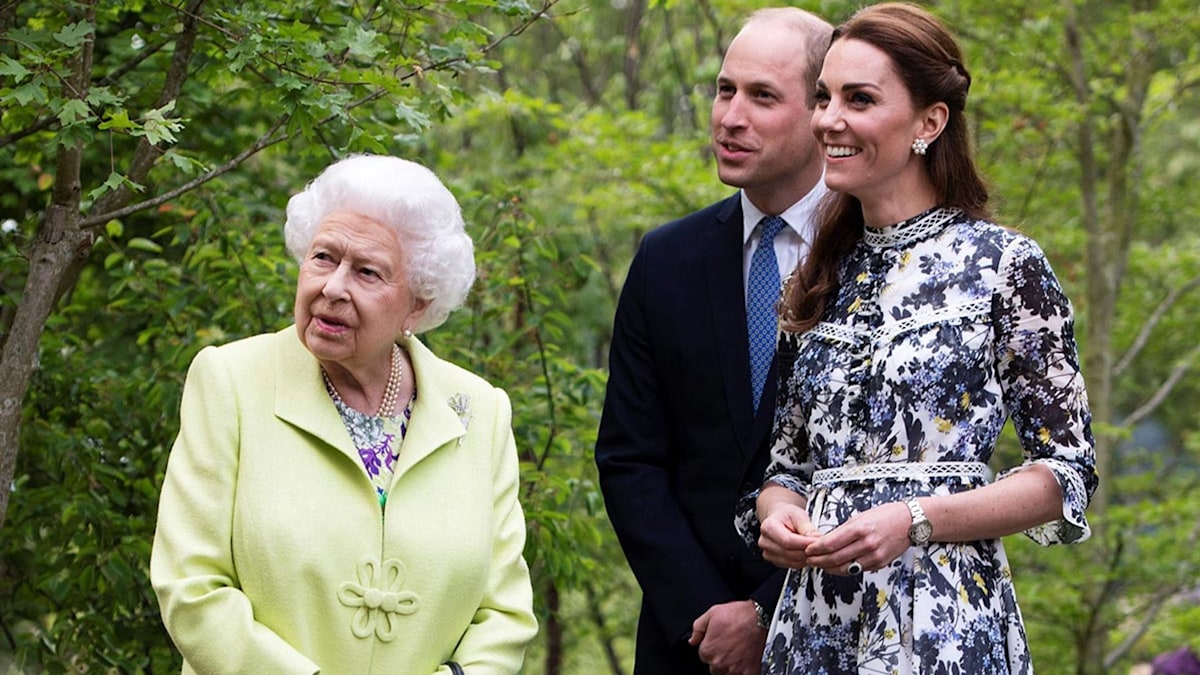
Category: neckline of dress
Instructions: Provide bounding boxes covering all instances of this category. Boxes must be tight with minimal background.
[862,206,961,249]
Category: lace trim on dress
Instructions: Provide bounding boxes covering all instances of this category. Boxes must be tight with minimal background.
[812,461,990,487]
[862,206,961,249]
[806,299,991,350]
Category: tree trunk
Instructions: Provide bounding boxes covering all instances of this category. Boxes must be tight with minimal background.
[585,580,628,675]
[543,578,563,675]
[1064,0,1155,671]
[0,3,95,530]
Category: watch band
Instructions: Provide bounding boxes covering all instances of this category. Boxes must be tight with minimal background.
[905,497,933,545]
[751,599,770,629]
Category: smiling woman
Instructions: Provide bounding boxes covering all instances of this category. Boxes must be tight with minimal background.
[150,154,538,674]
[737,4,1098,674]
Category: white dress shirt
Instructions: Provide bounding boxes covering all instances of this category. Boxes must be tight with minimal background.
[740,180,828,301]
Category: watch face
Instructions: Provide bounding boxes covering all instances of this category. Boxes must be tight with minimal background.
[910,520,933,544]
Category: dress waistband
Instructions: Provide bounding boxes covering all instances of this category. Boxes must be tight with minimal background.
[812,461,989,486]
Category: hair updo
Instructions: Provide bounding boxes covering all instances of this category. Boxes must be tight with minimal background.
[831,2,985,214]
[780,3,990,333]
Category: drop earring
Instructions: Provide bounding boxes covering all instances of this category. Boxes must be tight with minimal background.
[911,138,929,156]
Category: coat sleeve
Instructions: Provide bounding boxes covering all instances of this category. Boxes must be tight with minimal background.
[447,387,538,674]
[594,243,737,644]
[150,347,319,674]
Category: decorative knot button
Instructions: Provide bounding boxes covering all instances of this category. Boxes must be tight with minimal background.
[338,556,420,642]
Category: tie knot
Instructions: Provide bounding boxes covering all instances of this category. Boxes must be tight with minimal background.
[760,216,786,244]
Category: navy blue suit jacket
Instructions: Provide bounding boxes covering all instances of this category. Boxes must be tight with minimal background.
[595,194,785,674]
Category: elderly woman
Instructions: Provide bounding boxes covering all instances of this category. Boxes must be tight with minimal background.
[151,154,537,674]
[737,3,1098,673]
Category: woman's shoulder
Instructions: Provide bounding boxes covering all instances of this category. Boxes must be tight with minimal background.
[952,216,1039,247]
[187,327,299,377]
[945,216,1051,261]
[191,326,286,357]
[409,338,506,399]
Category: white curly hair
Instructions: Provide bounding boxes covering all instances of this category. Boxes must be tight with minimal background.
[284,154,476,334]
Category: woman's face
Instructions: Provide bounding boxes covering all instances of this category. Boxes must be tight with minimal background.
[294,211,428,372]
[811,38,939,220]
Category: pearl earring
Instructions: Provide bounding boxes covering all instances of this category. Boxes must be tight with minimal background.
[911,138,929,156]
[403,328,413,338]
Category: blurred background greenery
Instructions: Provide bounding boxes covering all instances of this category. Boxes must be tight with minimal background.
[1,0,1198,673]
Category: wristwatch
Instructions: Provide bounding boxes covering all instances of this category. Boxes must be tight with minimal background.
[905,498,932,545]
[751,599,770,629]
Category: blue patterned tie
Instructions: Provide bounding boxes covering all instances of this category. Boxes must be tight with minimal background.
[747,216,786,413]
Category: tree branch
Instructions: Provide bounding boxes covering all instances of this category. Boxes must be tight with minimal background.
[1104,517,1200,667]
[79,0,560,232]
[89,0,206,220]
[1121,342,1200,428]
[0,23,173,149]
[80,114,290,229]
[1114,275,1200,376]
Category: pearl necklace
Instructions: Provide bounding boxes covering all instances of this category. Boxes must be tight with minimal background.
[321,344,403,417]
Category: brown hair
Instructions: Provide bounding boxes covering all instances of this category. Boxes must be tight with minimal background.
[780,2,990,333]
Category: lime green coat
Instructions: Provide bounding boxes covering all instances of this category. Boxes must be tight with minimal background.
[151,327,537,674]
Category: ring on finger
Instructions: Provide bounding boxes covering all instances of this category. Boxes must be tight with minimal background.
[847,561,863,575]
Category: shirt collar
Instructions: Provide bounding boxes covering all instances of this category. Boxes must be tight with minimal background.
[739,177,828,246]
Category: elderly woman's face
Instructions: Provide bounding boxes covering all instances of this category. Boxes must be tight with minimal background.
[294,211,428,371]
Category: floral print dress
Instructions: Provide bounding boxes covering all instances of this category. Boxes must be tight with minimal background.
[327,387,415,512]
[735,207,1098,674]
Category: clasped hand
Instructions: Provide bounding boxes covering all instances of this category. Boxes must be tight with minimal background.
[758,501,912,574]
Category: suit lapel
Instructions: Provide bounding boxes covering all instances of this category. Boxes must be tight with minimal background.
[705,196,756,455]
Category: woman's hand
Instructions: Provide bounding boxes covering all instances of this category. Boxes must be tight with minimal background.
[758,505,822,568]
[756,485,821,569]
[802,501,912,575]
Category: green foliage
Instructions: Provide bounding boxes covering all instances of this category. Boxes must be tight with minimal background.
[1010,469,1200,672]
[1,164,296,670]
[2,0,1200,673]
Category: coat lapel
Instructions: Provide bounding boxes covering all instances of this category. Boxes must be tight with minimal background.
[272,328,468,478]
[272,327,360,465]
[390,337,467,479]
[706,196,756,455]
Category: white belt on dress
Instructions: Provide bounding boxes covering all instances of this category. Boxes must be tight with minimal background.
[812,461,989,486]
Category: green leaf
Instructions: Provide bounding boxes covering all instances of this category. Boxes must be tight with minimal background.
[0,55,31,82]
[98,109,135,131]
[344,26,383,59]
[5,81,46,106]
[127,237,163,254]
[57,99,91,126]
[394,102,433,131]
[87,172,127,201]
[139,100,184,146]
[53,22,93,48]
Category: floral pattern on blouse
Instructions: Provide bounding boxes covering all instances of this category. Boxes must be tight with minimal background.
[735,208,1098,674]
[329,387,415,511]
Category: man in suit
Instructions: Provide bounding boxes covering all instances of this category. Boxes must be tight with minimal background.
[594,8,833,675]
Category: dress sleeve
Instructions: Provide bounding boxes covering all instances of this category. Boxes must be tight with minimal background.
[150,347,319,674]
[447,387,538,673]
[734,331,815,550]
[992,236,1099,546]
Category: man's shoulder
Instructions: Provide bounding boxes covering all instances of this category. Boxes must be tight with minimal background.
[643,193,740,245]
